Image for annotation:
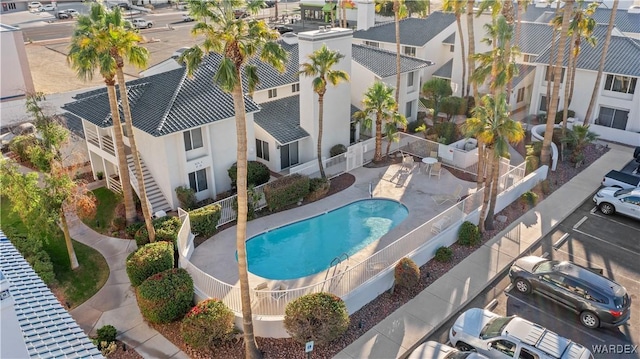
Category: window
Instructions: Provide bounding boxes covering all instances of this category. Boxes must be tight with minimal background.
[517,87,525,103]
[407,72,414,87]
[522,54,534,63]
[280,142,299,169]
[256,139,269,161]
[622,196,640,205]
[597,107,629,130]
[291,83,300,93]
[405,101,412,117]
[402,46,416,57]
[539,95,558,113]
[489,339,517,357]
[188,169,208,193]
[183,128,203,151]
[363,40,379,48]
[268,88,278,98]
[519,347,539,359]
[544,66,566,83]
[604,74,637,94]
[450,44,454,52]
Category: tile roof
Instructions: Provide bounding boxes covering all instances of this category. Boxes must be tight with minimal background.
[63,63,261,137]
[249,41,300,91]
[60,112,85,139]
[0,234,103,359]
[442,32,456,45]
[253,95,309,144]
[353,12,456,47]
[519,5,552,22]
[351,44,433,78]
[518,22,554,55]
[522,5,640,34]
[535,26,640,77]
[512,64,536,87]
[433,58,453,79]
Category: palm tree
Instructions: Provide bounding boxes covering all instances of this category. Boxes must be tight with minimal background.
[181,1,287,356]
[353,82,405,162]
[540,0,574,167]
[384,115,406,158]
[466,0,477,102]
[299,44,349,179]
[463,94,524,232]
[67,4,137,225]
[443,0,466,98]
[375,0,406,104]
[584,0,618,125]
[514,0,529,46]
[421,78,452,122]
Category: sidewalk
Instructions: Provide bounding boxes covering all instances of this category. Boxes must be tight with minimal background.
[67,213,189,359]
[335,144,632,359]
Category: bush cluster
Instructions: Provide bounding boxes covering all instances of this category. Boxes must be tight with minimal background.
[263,174,310,211]
[126,222,144,238]
[135,216,182,246]
[394,257,420,289]
[305,177,330,202]
[330,144,347,157]
[525,142,542,174]
[96,324,117,345]
[458,221,480,246]
[521,191,539,207]
[8,135,38,162]
[406,118,426,134]
[137,268,194,323]
[126,241,174,287]
[435,246,453,262]
[189,204,222,238]
[175,186,197,210]
[432,122,458,145]
[228,161,271,189]
[554,109,575,124]
[180,299,235,348]
[284,292,349,346]
[112,217,126,231]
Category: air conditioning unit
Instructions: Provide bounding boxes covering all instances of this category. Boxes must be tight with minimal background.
[318,25,326,31]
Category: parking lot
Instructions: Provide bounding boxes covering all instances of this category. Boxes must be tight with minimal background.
[425,196,640,359]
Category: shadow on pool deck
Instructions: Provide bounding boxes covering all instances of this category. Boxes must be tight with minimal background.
[190,163,478,290]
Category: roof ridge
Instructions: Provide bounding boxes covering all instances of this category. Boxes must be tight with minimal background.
[155,67,188,135]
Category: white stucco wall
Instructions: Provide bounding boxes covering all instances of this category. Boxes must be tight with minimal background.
[253,125,280,171]
[252,83,300,104]
[350,61,378,110]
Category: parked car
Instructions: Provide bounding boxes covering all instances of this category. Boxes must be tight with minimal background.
[39,4,55,11]
[593,187,640,219]
[234,9,249,19]
[1,123,36,151]
[176,1,189,10]
[57,9,79,19]
[28,1,42,10]
[509,256,631,328]
[111,3,130,10]
[601,170,640,189]
[449,308,593,359]
[182,13,194,21]
[408,341,488,359]
[263,1,276,8]
[130,18,153,29]
[274,25,293,34]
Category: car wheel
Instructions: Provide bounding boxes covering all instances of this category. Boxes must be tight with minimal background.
[147,23,152,28]
[514,278,532,294]
[580,311,600,329]
[455,342,475,352]
[599,202,615,215]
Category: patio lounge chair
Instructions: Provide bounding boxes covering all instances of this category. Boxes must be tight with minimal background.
[431,184,464,205]
[429,151,438,159]
[252,282,269,306]
[401,156,416,173]
[431,215,451,234]
[429,162,442,179]
[270,282,288,301]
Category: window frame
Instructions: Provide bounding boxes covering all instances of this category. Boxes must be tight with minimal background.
[188,168,208,193]
[544,66,566,84]
[291,83,300,93]
[183,128,204,152]
[363,40,379,48]
[256,138,269,161]
[407,71,414,88]
[517,87,525,103]
[597,106,629,130]
[604,74,637,94]
[405,101,412,118]
[268,88,278,98]
[402,45,416,57]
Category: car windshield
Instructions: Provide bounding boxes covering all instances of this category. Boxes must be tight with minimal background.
[480,316,514,339]
[614,188,633,197]
[532,260,557,273]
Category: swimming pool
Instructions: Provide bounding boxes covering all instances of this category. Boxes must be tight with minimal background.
[244,198,409,280]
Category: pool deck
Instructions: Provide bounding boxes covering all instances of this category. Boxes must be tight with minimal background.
[190,162,479,290]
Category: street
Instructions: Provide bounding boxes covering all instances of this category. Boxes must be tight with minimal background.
[425,196,640,359]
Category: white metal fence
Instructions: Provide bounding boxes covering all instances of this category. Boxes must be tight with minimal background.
[176,161,530,317]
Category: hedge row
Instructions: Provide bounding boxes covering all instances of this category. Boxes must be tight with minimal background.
[228,161,271,189]
[180,299,235,348]
[189,204,222,238]
[263,174,310,211]
[126,241,174,287]
[135,216,182,246]
[136,268,194,323]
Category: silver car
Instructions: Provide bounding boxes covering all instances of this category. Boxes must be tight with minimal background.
[593,187,640,220]
[408,341,488,359]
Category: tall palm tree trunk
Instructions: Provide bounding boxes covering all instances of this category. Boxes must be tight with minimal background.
[456,14,467,98]
[484,154,501,230]
[116,65,156,243]
[60,210,79,270]
[394,0,401,105]
[562,34,576,132]
[375,113,383,162]
[106,80,136,224]
[515,1,524,46]
[478,147,495,233]
[317,93,327,179]
[231,81,261,359]
[541,0,573,167]
[502,0,514,103]
[584,0,618,125]
[467,0,476,102]
[545,2,561,113]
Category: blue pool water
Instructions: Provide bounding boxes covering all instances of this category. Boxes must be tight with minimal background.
[244,199,409,280]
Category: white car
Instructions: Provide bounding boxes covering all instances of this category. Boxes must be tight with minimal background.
[408,341,488,359]
[182,13,194,22]
[130,18,153,29]
[593,187,640,220]
[28,1,42,10]
[449,308,592,359]
[40,4,55,11]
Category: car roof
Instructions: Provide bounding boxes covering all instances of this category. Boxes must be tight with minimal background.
[505,318,588,359]
[553,262,623,295]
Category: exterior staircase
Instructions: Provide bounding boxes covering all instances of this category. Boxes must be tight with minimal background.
[126,154,172,214]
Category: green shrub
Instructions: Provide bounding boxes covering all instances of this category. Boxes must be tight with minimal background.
[263,174,310,211]
[136,268,194,323]
[330,144,347,157]
[521,191,538,207]
[458,221,480,246]
[435,246,453,262]
[112,217,126,231]
[432,122,458,145]
[394,257,420,289]
[175,186,197,210]
[525,142,543,174]
[284,292,349,346]
[305,177,330,202]
[189,204,222,237]
[8,135,38,162]
[126,241,174,287]
[554,109,575,124]
[406,118,426,134]
[540,180,551,195]
[440,96,467,121]
[228,161,271,189]
[135,216,182,246]
[126,222,144,238]
[180,299,235,348]
[96,325,117,344]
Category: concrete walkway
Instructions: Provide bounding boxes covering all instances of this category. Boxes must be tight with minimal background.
[67,214,189,359]
[335,144,632,358]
